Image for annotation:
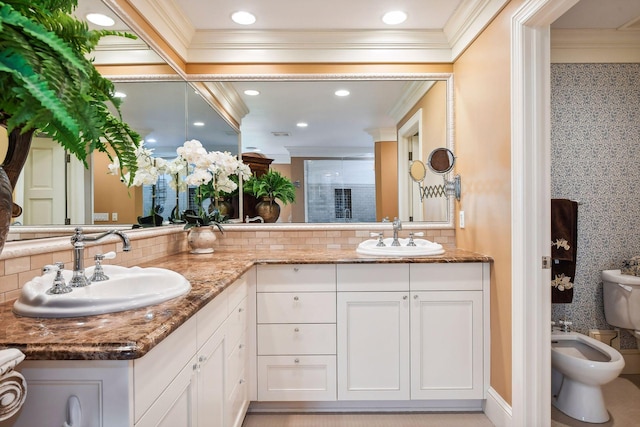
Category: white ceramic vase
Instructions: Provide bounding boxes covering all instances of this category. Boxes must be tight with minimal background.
[187,226,217,254]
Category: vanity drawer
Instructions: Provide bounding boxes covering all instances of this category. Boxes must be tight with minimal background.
[227,275,249,315]
[337,263,409,292]
[410,263,484,291]
[257,355,337,401]
[257,324,336,355]
[257,264,336,292]
[257,292,336,324]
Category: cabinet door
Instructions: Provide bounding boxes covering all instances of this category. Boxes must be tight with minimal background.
[337,292,410,400]
[136,356,198,427]
[198,324,227,427]
[410,291,483,400]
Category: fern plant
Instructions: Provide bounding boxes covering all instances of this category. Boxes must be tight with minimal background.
[0,0,140,190]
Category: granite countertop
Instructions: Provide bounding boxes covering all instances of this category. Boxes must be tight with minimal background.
[0,248,491,361]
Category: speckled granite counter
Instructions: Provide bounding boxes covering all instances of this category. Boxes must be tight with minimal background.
[0,248,491,361]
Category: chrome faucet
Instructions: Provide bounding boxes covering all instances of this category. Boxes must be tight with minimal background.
[391,217,402,246]
[69,227,131,287]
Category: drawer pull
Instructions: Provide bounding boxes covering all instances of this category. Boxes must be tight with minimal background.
[294,358,300,363]
[294,327,300,332]
[294,296,299,301]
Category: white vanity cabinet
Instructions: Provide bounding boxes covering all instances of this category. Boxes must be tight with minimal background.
[255,264,337,401]
[336,262,489,402]
[11,269,255,427]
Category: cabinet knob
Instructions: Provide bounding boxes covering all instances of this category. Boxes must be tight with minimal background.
[193,363,199,371]
[294,327,300,332]
[414,294,419,299]
[403,295,408,300]
[238,307,244,313]
[239,379,245,384]
[294,296,299,301]
[239,344,244,349]
[199,355,207,362]
[293,267,299,272]
[294,358,300,363]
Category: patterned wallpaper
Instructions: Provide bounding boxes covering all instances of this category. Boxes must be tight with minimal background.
[551,63,640,349]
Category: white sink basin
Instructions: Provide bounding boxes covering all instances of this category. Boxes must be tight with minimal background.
[13,265,191,318]
[356,238,445,257]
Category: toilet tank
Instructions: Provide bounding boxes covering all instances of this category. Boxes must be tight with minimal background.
[602,269,640,330]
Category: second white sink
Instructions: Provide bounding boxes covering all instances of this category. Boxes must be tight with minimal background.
[356,238,445,257]
[13,265,191,318]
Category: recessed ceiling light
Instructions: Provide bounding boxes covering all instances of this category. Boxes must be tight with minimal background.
[245,146,261,152]
[382,11,407,25]
[145,138,157,143]
[335,89,350,97]
[231,11,256,25]
[244,89,260,96]
[86,13,115,27]
[113,91,126,98]
[193,122,205,127]
[296,122,308,128]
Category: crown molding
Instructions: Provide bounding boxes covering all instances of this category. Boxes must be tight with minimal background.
[366,128,398,142]
[188,29,452,63]
[551,29,640,63]
[200,82,249,128]
[446,0,510,60]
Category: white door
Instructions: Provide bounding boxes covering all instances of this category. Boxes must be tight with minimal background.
[23,137,66,224]
[337,291,410,400]
[410,290,483,400]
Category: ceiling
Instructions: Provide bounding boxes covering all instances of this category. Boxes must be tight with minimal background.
[79,0,640,162]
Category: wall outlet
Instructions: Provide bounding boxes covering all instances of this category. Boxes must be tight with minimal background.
[112,212,118,221]
[93,212,109,222]
[459,210,465,229]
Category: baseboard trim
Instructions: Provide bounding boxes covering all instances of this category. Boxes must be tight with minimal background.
[484,387,512,427]
[248,399,484,413]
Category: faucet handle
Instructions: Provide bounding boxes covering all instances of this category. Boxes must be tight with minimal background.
[370,232,385,247]
[96,251,116,261]
[46,262,72,295]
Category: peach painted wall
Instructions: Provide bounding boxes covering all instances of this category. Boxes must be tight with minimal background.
[453,0,522,405]
[270,163,294,223]
[374,141,398,221]
[93,151,143,224]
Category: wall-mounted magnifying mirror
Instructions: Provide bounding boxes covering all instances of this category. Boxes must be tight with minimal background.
[410,147,461,203]
[409,160,427,183]
[427,147,455,174]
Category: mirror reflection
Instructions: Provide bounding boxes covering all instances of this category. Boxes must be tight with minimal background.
[10,77,453,235]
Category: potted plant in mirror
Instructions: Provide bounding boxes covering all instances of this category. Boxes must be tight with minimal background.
[0,0,140,253]
[245,170,296,223]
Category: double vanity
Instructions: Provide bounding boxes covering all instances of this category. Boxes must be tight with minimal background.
[0,247,491,427]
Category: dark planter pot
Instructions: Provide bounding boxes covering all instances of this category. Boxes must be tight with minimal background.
[137,214,164,227]
[255,197,281,223]
[0,125,35,255]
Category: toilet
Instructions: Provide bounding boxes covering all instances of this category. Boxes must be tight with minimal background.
[551,330,625,423]
[602,269,640,345]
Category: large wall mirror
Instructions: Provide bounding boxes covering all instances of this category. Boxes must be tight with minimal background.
[7,75,453,238]
[5,1,453,240]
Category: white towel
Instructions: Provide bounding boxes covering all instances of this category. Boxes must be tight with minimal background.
[0,349,27,421]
